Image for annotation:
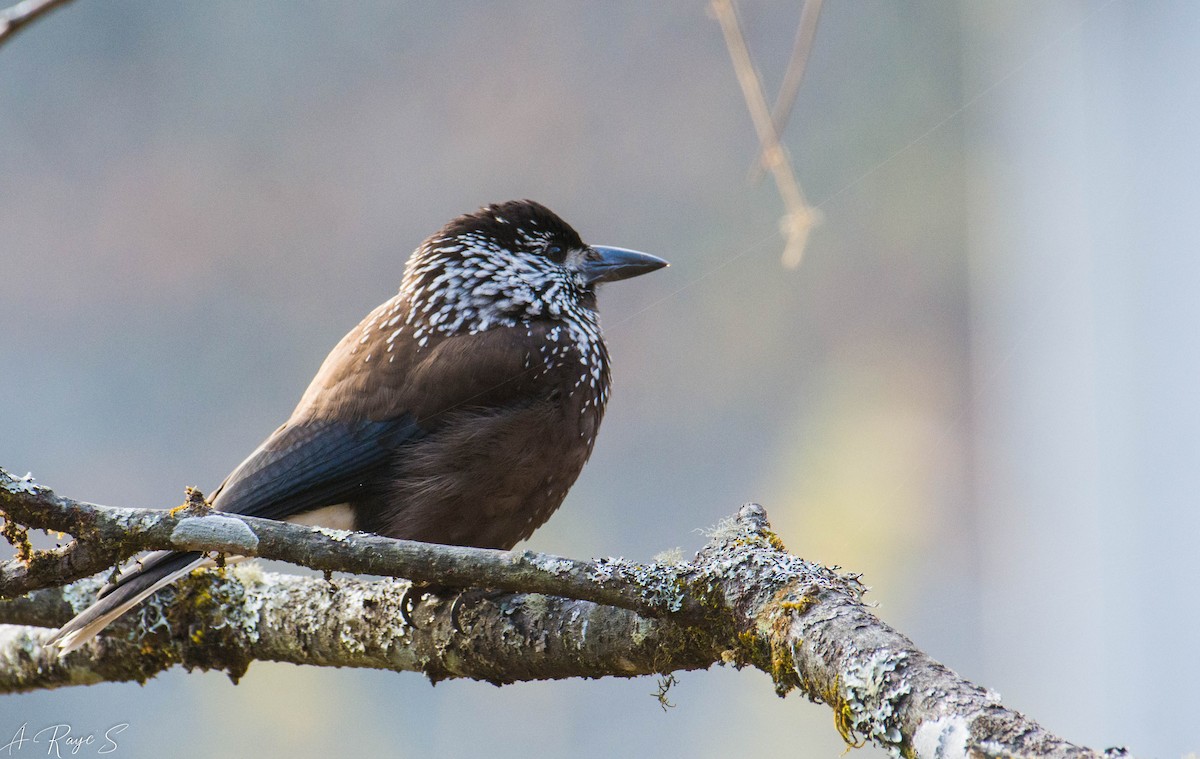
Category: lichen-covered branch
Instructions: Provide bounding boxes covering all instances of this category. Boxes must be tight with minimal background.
[0,467,1129,758]
[0,469,708,622]
[0,567,724,692]
[0,532,129,599]
[687,506,1132,759]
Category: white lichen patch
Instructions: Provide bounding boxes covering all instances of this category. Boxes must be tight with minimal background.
[0,625,50,669]
[333,585,375,654]
[61,577,105,614]
[2,471,40,494]
[840,648,912,756]
[528,556,574,575]
[628,616,656,647]
[230,563,268,643]
[520,593,550,619]
[652,547,685,565]
[170,515,260,553]
[976,740,1017,759]
[231,561,265,584]
[699,516,741,541]
[593,557,624,580]
[913,716,971,759]
[311,526,353,542]
[9,624,47,653]
[588,557,687,612]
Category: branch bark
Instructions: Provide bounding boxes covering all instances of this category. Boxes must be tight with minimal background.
[0,570,723,692]
[0,467,1130,759]
[0,470,708,622]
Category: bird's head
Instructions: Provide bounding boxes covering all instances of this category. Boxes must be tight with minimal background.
[400,199,667,336]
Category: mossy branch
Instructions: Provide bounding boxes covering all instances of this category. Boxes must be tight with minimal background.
[0,569,724,692]
[0,469,710,623]
[0,467,1129,759]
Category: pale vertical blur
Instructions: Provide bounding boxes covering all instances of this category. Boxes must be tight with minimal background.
[965,0,1200,751]
[0,1,1194,758]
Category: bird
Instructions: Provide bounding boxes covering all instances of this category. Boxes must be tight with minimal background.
[49,199,667,653]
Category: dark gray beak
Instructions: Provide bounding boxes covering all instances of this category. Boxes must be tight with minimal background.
[578,246,669,285]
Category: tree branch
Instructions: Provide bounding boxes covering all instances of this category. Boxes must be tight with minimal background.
[0,0,75,49]
[0,469,709,622]
[0,569,723,692]
[711,0,820,268]
[748,0,823,182]
[0,467,1129,758]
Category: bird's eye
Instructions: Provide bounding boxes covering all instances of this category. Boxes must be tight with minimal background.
[544,244,566,262]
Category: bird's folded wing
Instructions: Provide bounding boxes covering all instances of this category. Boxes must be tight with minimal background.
[209,416,422,520]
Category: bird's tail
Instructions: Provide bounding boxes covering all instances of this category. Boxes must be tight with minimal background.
[48,550,207,654]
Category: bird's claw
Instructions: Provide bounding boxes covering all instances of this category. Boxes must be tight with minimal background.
[400,582,440,627]
[449,588,508,634]
[399,584,506,631]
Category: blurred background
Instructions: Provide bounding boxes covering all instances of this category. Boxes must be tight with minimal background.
[2,1,1197,757]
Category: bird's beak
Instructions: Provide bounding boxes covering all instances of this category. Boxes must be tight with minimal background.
[578,246,669,285]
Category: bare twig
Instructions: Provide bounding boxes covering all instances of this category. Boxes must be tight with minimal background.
[0,538,121,599]
[0,0,75,49]
[748,0,824,182]
[712,0,820,268]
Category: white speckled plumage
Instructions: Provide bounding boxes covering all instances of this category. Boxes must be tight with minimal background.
[354,210,611,416]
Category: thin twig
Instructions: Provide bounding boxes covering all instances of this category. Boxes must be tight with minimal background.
[748,0,823,182]
[712,0,819,268]
[0,539,119,599]
[0,0,76,49]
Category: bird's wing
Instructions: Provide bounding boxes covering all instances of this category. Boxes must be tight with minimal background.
[209,320,566,521]
[209,416,421,520]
